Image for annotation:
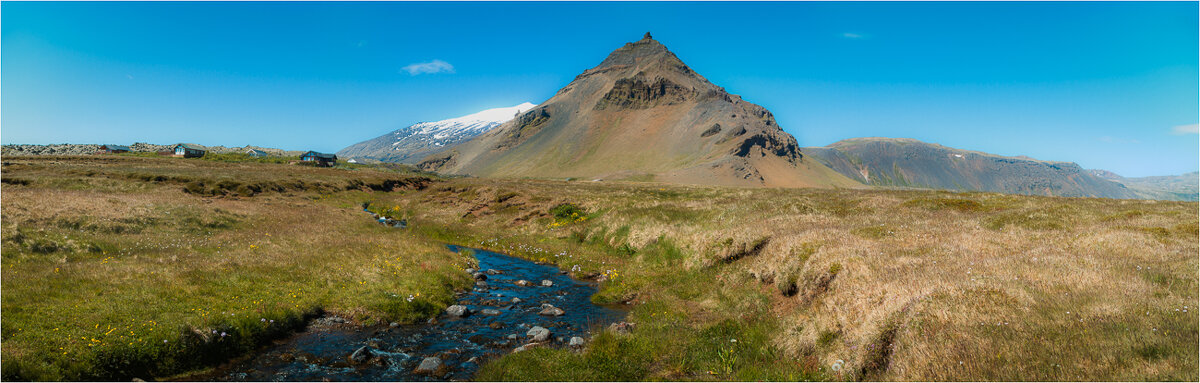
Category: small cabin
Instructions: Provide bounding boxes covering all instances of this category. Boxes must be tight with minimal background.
[245,149,269,157]
[173,143,206,158]
[96,145,130,154]
[300,151,337,167]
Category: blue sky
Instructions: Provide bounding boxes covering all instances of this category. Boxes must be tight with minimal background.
[2,1,1196,177]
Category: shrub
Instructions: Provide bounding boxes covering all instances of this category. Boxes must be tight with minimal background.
[550,203,586,220]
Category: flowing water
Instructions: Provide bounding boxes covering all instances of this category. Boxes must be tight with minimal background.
[194,245,626,381]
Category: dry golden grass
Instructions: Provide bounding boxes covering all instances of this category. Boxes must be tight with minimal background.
[3,157,1195,381]
[382,178,1198,381]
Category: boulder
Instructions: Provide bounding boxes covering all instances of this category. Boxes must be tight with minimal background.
[445,305,470,317]
[513,342,543,353]
[569,337,586,347]
[348,346,373,364]
[465,268,476,274]
[473,272,488,281]
[486,269,501,275]
[511,297,522,304]
[541,279,554,287]
[413,357,443,375]
[539,305,565,316]
[526,326,551,342]
[608,321,636,334]
[515,280,533,287]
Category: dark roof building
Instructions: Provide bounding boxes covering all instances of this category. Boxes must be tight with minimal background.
[300,151,337,167]
[173,143,207,158]
[97,145,131,154]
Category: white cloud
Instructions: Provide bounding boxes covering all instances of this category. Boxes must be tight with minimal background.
[1171,123,1199,135]
[401,59,455,76]
[841,32,865,39]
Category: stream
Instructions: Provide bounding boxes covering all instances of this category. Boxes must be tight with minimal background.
[193,245,627,381]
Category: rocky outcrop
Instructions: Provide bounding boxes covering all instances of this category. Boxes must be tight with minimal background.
[595,76,696,110]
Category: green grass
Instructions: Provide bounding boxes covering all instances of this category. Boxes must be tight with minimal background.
[0,157,465,381]
[3,157,1197,381]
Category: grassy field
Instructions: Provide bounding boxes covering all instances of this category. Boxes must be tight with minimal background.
[2,156,1196,381]
[0,156,470,380]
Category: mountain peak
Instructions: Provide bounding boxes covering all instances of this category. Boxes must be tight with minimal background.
[595,34,674,69]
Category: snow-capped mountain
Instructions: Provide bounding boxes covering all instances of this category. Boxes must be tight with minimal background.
[337,102,536,164]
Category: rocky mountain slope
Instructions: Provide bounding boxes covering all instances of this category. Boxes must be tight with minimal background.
[337,103,537,164]
[803,137,1139,199]
[1089,169,1199,201]
[417,33,859,188]
[1,143,302,157]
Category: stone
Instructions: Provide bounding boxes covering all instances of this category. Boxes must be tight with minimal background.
[526,326,551,342]
[489,322,503,329]
[476,281,489,287]
[507,334,519,340]
[513,342,543,353]
[608,321,636,334]
[511,297,522,304]
[348,346,373,364]
[541,279,554,287]
[486,269,501,275]
[365,338,383,349]
[480,309,501,316]
[465,268,476,274]
[569,336,586,347]
[389,322,400,328]
[413,357,443,375]
[473,272,488,281]
[445,305,470,317]
[515,279,532,287]
[538,305,565,316]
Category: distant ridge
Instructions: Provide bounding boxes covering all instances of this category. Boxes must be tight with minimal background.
[1,143,303,157]
[803,137,1140,199]
[418,33,859,188]
[1087,169,1199,201]
[337,103,537,164]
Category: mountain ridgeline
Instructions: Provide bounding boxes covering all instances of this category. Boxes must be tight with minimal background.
[337,103,537,164]
[803,137,1140,199]
[416,33,858,188]
[332,33,1188,201]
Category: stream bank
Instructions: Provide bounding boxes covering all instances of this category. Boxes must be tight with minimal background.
[191,245,627,381]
